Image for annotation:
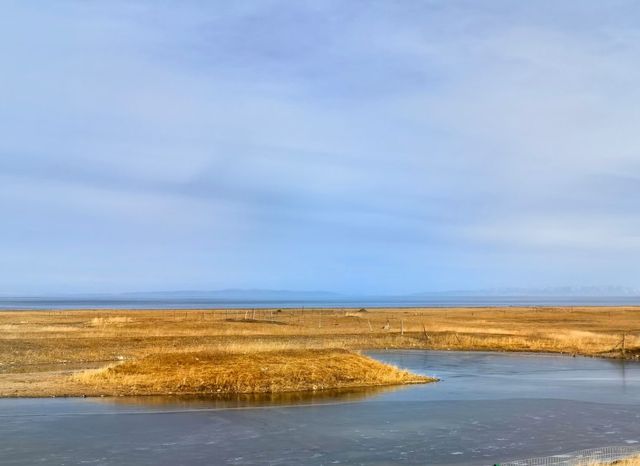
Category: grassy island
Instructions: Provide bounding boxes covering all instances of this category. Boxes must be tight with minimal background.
[72,349,433,396]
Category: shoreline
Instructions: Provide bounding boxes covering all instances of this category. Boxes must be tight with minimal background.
[1,349,435,398]
[3,304,640,312]
[1,306,638,397]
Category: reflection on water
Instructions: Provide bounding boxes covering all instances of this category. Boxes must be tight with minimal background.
[92,384,407,410]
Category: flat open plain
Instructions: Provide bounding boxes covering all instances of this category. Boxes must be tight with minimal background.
[1,306,639,397]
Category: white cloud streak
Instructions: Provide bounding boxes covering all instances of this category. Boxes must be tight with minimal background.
[1,0,640,293]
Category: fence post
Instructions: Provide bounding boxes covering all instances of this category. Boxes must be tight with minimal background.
[422,323,431,342]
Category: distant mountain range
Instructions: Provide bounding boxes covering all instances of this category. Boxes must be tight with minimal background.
[117,289,342,300]
[409,286,640,297]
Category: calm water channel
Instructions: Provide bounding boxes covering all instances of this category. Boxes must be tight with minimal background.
[2,350,640,465]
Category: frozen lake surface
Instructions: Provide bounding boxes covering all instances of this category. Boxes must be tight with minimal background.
[2,351,640,465]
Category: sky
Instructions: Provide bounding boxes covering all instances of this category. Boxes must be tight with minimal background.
[2,1,640,295]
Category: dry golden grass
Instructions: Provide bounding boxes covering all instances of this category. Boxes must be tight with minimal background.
[583,456,640,465]
[0,306,638,396]
[73,349,434,396]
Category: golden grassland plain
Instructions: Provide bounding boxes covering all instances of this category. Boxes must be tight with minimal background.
[1,306,639,397]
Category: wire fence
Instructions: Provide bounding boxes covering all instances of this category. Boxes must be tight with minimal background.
[498,445,640,465]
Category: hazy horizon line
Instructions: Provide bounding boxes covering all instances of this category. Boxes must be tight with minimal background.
[2,285,640,299]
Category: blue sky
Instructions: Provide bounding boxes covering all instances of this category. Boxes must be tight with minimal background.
[2,1,640,295]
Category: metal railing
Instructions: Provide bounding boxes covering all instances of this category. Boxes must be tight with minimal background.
[499,445,640,465]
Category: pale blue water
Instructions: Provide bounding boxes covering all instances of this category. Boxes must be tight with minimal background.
[1,296,639,310]
[2,351,640,465]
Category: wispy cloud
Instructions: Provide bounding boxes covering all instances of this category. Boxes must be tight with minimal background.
[2,0,640,294]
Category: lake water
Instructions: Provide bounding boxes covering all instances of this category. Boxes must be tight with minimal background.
[2,351,640,465]
[2,296,640,310]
